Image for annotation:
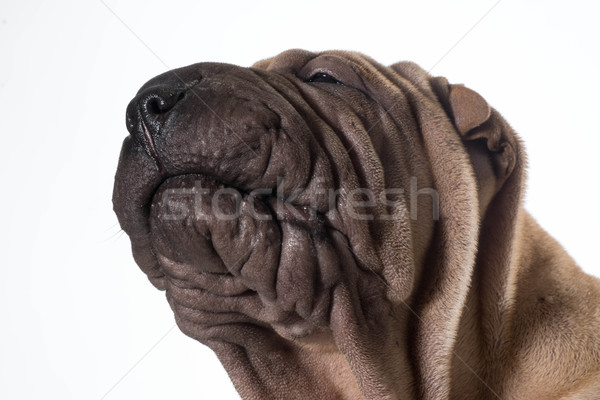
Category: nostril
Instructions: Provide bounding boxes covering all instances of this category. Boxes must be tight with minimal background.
[141,86,187,120]
[137,89,185,138]
[146,96,164,115]
[146,90,185,115]
[136,86,188,137]
[126,83,190,141]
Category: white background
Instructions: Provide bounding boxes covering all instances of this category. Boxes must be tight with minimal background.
[1,0,598,399]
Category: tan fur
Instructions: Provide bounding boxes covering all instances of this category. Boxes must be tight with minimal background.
[114,50,600,399]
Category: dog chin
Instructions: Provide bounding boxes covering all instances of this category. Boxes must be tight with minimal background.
[145,174,340,338]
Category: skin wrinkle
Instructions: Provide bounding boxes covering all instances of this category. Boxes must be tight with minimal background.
[319,57,434,293]
[156,173,335,332]
[272,90,341,194]
[113,50,600,399]
[257,65,358,163]
[342,69,426,300]
[261,197,285,305]
[118,53,432,396]
[273,76,397,284]
[258,125,275,182]
[263,99,377,284]
[253,70,345,203]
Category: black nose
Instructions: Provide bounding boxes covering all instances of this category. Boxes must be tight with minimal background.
[125,83,191,173]
[126,84,188,137]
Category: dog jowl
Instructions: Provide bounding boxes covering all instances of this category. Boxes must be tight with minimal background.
[113,50,600,399]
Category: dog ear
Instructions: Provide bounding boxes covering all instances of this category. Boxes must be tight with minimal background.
[446,84,491,135]
[430,75,527,355]
[430,77,518,195]
[429,77,489,132]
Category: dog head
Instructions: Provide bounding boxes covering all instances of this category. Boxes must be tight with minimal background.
[113,49,521,398]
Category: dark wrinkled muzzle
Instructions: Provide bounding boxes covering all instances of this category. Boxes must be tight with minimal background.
[113,62,345,339]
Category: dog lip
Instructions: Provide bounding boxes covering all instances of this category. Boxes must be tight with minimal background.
[140,119,168,176]
[149,172,330,227]
[149,173,338,331]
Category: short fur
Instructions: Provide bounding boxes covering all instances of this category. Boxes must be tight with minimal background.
[113,50,600,399]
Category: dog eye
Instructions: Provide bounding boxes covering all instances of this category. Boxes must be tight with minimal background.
[306,73,344,85]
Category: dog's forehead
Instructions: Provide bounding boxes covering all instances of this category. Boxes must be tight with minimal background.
[253,49,435,97]
[252,49,371,72]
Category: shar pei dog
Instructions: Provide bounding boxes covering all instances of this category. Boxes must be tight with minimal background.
[113,50,600,399]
